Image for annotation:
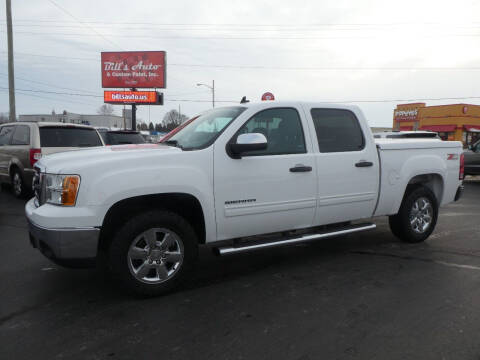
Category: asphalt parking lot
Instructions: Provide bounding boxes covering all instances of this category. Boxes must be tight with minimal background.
[1,181,480,360]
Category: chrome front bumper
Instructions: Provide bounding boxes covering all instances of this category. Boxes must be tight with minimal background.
[28,218,100,262]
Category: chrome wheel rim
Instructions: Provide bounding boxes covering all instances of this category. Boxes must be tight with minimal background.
[127,228,184,284]
[409,197,433,234]
[13,173,22,196]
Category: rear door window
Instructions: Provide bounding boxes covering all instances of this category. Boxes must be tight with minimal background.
[310,109,365,153]
[11,125,30,145]
[39,127,102,147]
[0,126,14,146]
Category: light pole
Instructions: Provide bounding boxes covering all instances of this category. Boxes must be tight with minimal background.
[197,80,215,108]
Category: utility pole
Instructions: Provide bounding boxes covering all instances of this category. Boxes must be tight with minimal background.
[6,0,16,122]
[131,88,136,130]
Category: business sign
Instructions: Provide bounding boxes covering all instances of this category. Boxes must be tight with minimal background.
[393,103,426,122]
[101,51,166,88]
[104,90,162,105]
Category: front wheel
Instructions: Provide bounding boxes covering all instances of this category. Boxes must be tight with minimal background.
[108,210,198,296]
[389,186,438,243]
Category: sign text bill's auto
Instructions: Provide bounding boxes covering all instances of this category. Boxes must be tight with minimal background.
[101,51,166,88]
[104,91,160,104]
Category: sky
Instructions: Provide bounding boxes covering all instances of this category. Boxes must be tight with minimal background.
[2,0,480,127]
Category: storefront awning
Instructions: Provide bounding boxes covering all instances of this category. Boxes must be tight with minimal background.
[464,125,480,133]
[420,125,456,132]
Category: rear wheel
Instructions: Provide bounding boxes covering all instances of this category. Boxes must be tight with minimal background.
[388,186,438,243]
[11,168,28,198]
[108,210,198,296]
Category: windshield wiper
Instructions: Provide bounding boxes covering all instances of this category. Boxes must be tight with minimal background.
[163,139,183,149]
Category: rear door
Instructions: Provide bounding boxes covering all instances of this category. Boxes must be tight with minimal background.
[0,125,14,177]
[10,125,31,170]
[306,107,379,225]
[39,126,103,155]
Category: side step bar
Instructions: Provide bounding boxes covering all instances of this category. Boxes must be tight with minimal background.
[215,223,376,256]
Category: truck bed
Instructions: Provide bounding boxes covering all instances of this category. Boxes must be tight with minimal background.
[374,138,463,217]
[375,138,462,150]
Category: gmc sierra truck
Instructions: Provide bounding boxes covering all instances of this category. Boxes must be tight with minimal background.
[25,102,464,295]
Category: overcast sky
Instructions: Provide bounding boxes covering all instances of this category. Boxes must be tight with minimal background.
[2,0,480,127]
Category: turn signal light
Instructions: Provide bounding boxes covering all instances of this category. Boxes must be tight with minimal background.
[61,176,80,206]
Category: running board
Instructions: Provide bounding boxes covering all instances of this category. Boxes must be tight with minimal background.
[215,223,376,256]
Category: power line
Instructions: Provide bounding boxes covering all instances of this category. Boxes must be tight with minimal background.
[46,0,123,50]
[7,19,480,27]
[3,51,480,71]
[0,72,98,94]
[0,86,102,97]
[7,29,480,40]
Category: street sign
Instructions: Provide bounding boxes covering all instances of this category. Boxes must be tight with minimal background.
[261,92,275,101]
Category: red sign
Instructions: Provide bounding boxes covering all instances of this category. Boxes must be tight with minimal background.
[101,51,166,88]
[261,92,275,101]
[104,91,159,104]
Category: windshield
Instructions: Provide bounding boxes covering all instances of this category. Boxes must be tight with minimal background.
[165,106,246,150]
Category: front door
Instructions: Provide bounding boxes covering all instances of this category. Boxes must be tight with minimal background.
[214,107,317,241]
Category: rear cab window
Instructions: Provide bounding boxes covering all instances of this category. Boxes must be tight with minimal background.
[310,109,365,153]
[39,127,102,147]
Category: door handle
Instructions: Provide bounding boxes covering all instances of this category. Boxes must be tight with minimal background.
[290,165,312,172]
[355,161,373,167]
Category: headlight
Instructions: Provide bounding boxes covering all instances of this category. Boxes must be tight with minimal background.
[45,174,80,206]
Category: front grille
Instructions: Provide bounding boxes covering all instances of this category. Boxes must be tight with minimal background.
[32,166,45,207]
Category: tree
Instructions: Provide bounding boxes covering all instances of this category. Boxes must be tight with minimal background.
[148,122,154,131]
[97,104,115,115]
[161,109,189,131]
[0,112,9,124]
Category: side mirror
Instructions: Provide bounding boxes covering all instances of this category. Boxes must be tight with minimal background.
[228,133,268,158]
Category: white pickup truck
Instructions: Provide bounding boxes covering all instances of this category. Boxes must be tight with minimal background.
[25,102,464,295]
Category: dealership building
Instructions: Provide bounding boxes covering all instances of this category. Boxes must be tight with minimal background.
[392,103,480,146]
[18,110,131,129]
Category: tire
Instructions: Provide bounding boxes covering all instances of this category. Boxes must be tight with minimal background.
[108,210,198,296]
[11,168,28,198]
[388,186,438,243]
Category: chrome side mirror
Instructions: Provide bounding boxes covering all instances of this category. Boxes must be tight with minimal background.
[228,133,268,158]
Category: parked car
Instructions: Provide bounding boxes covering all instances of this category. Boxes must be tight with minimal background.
[96,129,146,145]
[464,139,480,175]
[0,122,103,197]
[26,102,464,295]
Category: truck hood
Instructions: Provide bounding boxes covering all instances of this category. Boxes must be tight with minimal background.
[36,144,182,173]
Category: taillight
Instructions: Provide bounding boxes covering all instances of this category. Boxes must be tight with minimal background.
[459,153,465,180]
[29,148,41,167]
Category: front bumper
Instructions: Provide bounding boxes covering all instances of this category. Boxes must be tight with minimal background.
[27,217,100,266]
